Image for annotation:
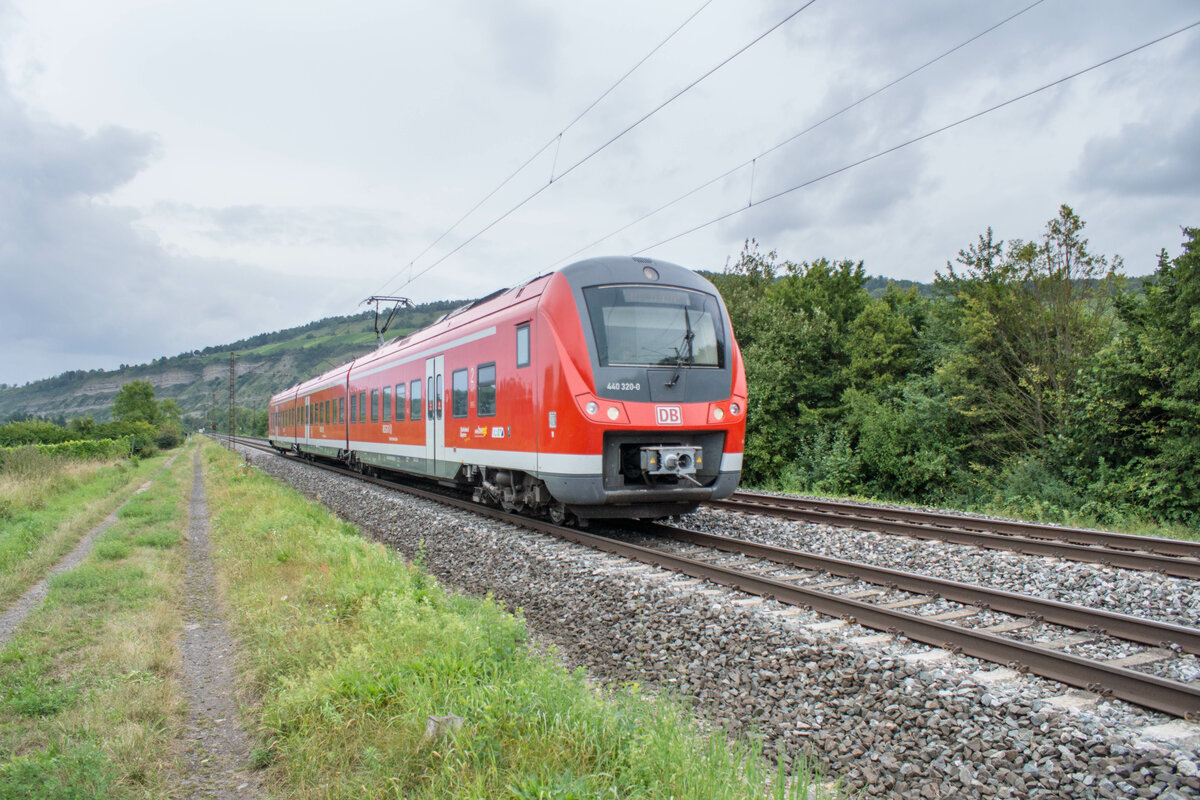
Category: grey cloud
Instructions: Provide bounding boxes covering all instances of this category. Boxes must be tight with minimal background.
[0,83,159,200]
[151,202,408,247]
[1075,108,1200,198]
[472,0,559,91]
[0,62,320,385]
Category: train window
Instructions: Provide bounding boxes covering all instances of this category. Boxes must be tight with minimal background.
[410,380,422,420]
[382,386,392,422]
[325,399,331,424]
[371,389,379,422]
[583,285,724,368]
[477,363,496,416]
[516,324,530,367]
[359,391,367,423]
[350,393,357,423]
[451,370,468,417]
[395,384,406,421]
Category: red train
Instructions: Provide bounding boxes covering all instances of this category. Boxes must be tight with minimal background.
[268,256,746,521]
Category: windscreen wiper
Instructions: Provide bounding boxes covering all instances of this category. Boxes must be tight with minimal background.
[664,308,694,388]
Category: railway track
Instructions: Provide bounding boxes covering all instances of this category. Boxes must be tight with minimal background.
[215,435,1200,719]
[714,491,1200,579]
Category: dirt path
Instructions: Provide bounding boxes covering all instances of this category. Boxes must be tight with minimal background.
[0,454,178,647]
[177,452,262,799]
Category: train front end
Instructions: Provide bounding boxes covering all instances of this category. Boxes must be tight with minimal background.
[538,256,746,520]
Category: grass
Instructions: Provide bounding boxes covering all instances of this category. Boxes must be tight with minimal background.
[200,439,837,800]
[0,446,190,800]
[0,448,169,606]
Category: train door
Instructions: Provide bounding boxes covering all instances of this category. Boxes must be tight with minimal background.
[424,355,444,473]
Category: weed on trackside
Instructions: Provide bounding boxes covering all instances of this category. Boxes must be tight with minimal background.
[0,448,191,800]
[200,441,841,800]
[0,449,168,606]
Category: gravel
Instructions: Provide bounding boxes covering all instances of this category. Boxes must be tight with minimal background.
[683,508,1200,628]
[236,444,1200,800]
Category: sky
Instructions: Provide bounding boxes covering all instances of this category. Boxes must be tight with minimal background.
[1,0,1198,386]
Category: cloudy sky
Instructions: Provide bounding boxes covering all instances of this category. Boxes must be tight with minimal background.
[2,0,1198,386]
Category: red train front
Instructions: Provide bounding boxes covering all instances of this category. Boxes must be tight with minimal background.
[268,256,746,521]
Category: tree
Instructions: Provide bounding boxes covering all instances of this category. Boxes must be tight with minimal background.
[159,398,182,423]
[933,205,1119,461]
[112,380,162,425]
[711,242,869,482]
[1065,228,1200,524]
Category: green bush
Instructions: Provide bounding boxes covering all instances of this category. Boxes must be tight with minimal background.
[93,421,158,455]
[0,420,73,447]
[154,424,182,450]
[0,437,134,468]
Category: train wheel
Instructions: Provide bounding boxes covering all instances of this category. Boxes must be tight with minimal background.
[548,503,567,525]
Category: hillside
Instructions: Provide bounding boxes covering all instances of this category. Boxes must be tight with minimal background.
[0,300,461,424]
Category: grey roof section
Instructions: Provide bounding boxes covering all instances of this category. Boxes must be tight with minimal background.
[559,256,716,294]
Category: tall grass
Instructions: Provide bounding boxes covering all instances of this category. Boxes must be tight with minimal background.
[0,447,189,799]
[0,448,165,606]
[202,441,836,800]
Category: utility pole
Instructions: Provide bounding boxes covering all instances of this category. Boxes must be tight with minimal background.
[227,352,236,443]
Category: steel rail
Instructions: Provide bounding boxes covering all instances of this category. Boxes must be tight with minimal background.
[731,490,1200,559]
[215,435,1200,719]
[634,522,1200,655]
[711,496,1200,580]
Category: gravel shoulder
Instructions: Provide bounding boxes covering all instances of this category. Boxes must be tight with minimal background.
[238,444,1200,800]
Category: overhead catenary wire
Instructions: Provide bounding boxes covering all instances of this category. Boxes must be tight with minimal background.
[544,0,1048,270]
[372,0,718,297]
[630,18,1200,256]
[380,0,821,296]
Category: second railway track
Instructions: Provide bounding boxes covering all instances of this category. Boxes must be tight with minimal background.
[218,434,1200,720]
[713,491,1200,579]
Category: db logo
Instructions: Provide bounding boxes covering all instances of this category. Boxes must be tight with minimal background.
[655,405,682,425]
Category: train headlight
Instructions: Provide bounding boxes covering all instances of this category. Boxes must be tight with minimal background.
[586,401,599,416]
[606,406,620,421]
[712,406,725,421]
[730,402,741,416]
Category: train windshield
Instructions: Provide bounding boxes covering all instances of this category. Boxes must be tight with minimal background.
[583,285,724,368]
